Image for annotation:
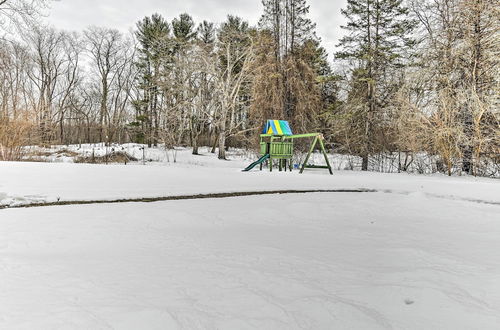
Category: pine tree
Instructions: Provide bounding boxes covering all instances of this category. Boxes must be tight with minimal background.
[218,15,250,75]
[172,13,197,44]
[135,13,171,146]
[197,21,215,45]
[335,0,415,170]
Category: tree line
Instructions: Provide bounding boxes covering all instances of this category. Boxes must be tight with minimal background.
[0,0,498,176]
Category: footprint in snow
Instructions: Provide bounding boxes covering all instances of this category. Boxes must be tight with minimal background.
[404,299,415,305]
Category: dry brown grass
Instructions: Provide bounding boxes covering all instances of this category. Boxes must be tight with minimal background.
[74,151,138,164]
[0,115,34,161]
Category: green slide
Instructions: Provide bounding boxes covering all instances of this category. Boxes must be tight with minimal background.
[242,154,270,172]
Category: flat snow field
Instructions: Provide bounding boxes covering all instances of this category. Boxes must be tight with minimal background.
[1,193,500,329]
[1,153,499,207]
[1,150,500,329]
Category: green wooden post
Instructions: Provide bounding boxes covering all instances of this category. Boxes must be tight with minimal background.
[318,137,333,175]
[300,136,318,174]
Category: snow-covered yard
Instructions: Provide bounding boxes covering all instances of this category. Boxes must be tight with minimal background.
[1,148,499,329]
[1,146,499,207]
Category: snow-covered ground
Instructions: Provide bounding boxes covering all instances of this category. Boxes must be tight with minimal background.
[2,193,500,329]
[1,147,499,329]
[21,143,500,177]
[1,146,499,207]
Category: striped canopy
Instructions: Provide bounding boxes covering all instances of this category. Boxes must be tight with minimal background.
[262,120,293,136]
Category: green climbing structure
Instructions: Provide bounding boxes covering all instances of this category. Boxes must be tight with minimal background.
[243,120,333,175]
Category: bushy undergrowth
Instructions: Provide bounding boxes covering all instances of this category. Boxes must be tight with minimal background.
[74,151,138,164]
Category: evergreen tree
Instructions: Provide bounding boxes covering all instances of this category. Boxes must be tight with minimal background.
[172,13,197,44]
[335,0,415,170]
[218,15,250,76]
[167,13,198,151]
[134,13,171,146]
[197,21,215,46]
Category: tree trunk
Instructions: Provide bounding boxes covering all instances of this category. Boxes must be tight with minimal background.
[211,133,217,153]
[218,132,226,159]
[59,112,64,144]
[462,140,473,174]
[218,103,228,159]
[192,135,199,155]
[362,155,369,171]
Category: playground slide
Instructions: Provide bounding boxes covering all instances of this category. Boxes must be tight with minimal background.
[242,154,270,172]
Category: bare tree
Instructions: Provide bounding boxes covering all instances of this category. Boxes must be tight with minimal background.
[408,0,499,175]
[456,0,499,174]
[24,25,71,143]
[0,0,51,32]
[55,32,83,144]
[214,30,255,159]
[84,27,136,144]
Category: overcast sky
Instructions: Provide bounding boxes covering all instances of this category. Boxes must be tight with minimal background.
[44,0,347,60]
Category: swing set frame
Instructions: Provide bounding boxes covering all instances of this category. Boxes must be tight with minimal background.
[259,132,333,175]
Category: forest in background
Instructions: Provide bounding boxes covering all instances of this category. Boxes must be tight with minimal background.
[0,0,498,176]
